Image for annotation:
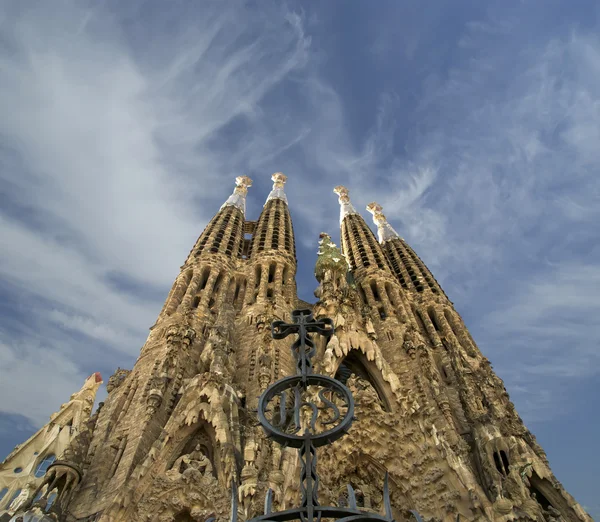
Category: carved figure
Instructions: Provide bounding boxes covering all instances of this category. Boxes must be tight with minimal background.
[170,445,213,479]
[8,483,32,513]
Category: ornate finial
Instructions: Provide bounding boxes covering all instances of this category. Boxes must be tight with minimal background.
[221,176,253,215]
[333,186,358,224]
[265,172,288,205]
[315,232,346,282]
[366,202,400,243]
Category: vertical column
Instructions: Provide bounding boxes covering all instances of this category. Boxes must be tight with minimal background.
[180,271,203,310]
[273,264,283,296]
[258,264,269,301]
[199,271,219,308]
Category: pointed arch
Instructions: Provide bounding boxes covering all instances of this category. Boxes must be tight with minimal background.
[527,470,582,520]
[174,510,195,522]
[333,349,394,412]
[166,420,219,480]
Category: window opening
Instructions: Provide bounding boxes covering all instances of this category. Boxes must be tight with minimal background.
[255,265,261,288]
[493,451,510,476]
[46,491,57,510]
[212,272,223,294]
[268,263,276,283]
[199,267,210,291]
[428,309,441,332]
[7,489,22,509]
[500,450,510,475]
[0,488,8,503]
[35,454,56,478]
[174,511,195,522]
[370,281,381,302]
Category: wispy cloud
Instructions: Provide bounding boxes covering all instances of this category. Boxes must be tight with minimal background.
[0,3,598,511]
[0,0,311,425]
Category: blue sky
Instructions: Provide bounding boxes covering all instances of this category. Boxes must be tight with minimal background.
[0,0,599,516]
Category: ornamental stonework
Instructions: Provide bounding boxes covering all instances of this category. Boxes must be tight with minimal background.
[0,176,591,522]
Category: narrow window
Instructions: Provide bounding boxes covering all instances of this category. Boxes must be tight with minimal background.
[428,308,441,332]
[0,488,8,503]
[212,272,223,294]
[199,267,210,291]
[7,489,22,509]
[34,454,56,478]
[370,281,381,301]
[493,451,510,476]
[254,265,261,288]
[46,491,57,509]
[268,263,276,283]
[500,450,510,475]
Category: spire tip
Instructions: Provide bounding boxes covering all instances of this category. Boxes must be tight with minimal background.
[334,186,358,223]
[221,175,253,215]
[367,201,400,243]
[266,172,288,204]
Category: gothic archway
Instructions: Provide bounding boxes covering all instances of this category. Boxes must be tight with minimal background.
[167,421,219,480]
[333,349,393,412]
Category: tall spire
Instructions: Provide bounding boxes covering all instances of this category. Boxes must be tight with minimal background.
[221,175,253,215]
[333,185,359,224]
[366,202,401,243]
[265,172,288,205]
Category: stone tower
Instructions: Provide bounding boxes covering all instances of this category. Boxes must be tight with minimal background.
[4,177,591,522]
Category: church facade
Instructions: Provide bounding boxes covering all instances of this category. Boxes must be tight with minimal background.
[0,174,592,522]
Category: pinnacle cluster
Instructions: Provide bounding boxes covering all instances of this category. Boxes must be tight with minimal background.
[0,174,591,522]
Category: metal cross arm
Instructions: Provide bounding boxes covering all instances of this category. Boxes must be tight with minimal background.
[271,309,334,341]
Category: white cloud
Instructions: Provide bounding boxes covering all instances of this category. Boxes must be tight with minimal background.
[0,0,598,435]
[0,1,312,426]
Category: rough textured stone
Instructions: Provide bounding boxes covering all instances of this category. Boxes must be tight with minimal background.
[2,177,592,522]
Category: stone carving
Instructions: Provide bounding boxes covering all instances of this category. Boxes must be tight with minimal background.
[4,177,591,522]
[106,368,131,394]
[7,483,32,513]
[168,445,213,481]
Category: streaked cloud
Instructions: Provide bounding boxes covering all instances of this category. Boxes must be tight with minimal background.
[0,0,598,515]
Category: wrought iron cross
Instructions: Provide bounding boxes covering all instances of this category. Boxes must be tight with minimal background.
[271,309,334,381]
[223,309,425,522]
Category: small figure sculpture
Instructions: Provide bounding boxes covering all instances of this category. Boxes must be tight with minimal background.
[169,444,213,479]
[8,483,32,513]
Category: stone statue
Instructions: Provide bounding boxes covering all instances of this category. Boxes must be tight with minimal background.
[8,484,31,513]
[169,444,213,479]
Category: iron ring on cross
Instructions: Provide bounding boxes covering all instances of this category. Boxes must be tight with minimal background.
[257,374,355,448]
